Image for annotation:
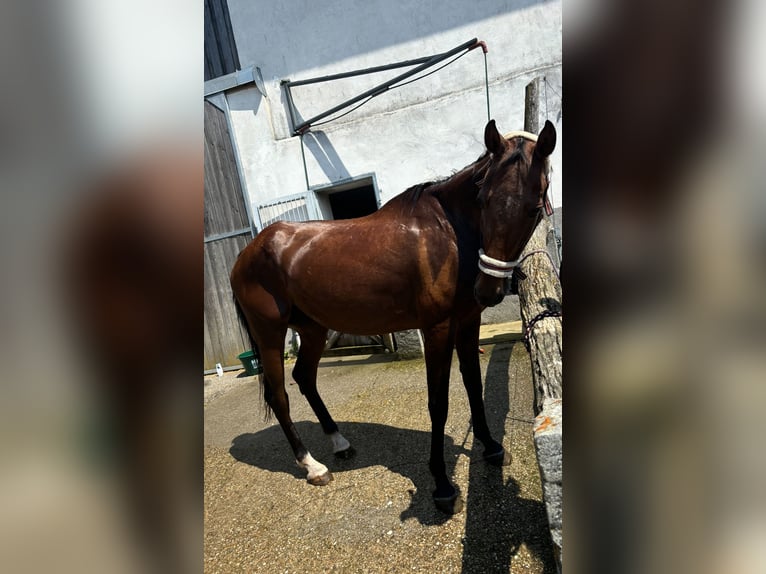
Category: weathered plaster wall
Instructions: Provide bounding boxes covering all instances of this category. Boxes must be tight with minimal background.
[224,0,562,222]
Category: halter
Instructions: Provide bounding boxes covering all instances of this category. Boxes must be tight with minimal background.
[477,131,553,278]
[478,249,518,278]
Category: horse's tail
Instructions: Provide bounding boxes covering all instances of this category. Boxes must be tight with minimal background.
[233,294,258,351]
[232,294,273,421]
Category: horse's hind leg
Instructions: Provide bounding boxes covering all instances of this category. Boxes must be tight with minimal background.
[258,326,333,486]
[291,315,354,459]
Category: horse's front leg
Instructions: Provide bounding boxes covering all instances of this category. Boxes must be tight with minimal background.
[455,311,511,466]
[422,320,463,514]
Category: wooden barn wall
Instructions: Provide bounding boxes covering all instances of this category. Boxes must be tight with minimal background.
[204,103,250,237]
[204,0,240,81]
[204,100,252,370]
[204,235,250,369]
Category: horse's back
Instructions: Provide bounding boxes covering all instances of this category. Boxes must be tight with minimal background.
[232,198,465,332]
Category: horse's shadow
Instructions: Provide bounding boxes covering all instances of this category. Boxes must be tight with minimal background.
[230,342,556,571]
[230,421,466,526]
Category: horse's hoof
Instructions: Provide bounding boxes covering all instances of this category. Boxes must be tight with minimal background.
[334,446,356,460]
[433,492,464,515]
[484,447,512,467]
[307,471,333,486]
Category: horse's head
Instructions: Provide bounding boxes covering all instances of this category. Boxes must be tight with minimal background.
[473,119,556,307]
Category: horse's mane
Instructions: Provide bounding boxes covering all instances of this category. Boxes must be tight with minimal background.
[401,152,489,205]
[402,181,437,204]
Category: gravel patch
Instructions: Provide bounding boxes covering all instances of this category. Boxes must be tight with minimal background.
[204,343,556,573]
[204,370,253,405]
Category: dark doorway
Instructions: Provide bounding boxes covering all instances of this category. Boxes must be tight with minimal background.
[328,184,378,220]
[314,177,388,354]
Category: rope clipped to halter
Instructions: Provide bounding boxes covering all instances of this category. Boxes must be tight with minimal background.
[508,249,560,294]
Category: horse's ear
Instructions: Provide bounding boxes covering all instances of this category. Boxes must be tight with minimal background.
[484,120,505,156]
[534,120,556,159]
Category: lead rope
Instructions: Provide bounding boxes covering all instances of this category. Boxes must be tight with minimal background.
[523,309,562,352]
[509,248,562,352]
[543,76,563,266]
[483,49,491,123]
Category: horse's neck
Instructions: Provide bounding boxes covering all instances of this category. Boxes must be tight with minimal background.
[384,162,482,245]
[432,167,481,233]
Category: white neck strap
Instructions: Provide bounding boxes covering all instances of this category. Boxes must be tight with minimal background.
[478,248,518,278]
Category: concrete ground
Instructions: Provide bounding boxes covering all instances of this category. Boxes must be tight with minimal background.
[204,327,556,574]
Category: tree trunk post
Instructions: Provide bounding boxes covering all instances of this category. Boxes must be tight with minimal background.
[524,76,543,134]
[521,76,563,572]
[517,218,563,412]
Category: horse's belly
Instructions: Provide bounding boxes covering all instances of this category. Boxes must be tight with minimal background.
[290,280,420,334]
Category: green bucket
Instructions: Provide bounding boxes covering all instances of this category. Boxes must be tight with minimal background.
[237,350,263,376]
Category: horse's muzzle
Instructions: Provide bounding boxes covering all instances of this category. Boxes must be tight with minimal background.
[474,284,505,307]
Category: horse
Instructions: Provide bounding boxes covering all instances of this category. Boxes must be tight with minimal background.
[230,119,556,513]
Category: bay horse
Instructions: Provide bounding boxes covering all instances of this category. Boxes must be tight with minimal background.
[231,119,556,513]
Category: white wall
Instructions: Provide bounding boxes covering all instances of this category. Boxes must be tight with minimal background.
[223,0,562,223]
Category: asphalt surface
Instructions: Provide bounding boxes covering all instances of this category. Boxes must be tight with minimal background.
[204,339,556,573]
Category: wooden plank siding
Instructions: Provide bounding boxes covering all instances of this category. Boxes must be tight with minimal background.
[204,103,250,237]
[204,0,240,81]
[204,100,252,370]
[204,235,251,369]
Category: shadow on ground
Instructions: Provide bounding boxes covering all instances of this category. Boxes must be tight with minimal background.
[229,342,556,572]
[461,343,557,574]
[231,421,461,527]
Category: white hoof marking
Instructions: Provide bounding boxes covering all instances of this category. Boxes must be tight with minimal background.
[296,452,328,481]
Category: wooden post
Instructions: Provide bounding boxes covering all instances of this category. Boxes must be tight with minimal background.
[524,77,543,134]
[521,76,563,572]
[521,77,562,413]
[517,217,562,412]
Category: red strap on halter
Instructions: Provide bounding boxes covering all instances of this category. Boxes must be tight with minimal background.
[544,194,554,216]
